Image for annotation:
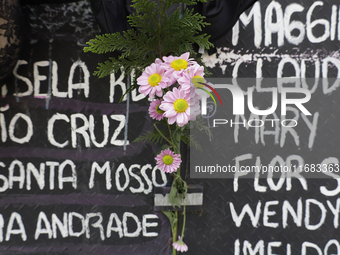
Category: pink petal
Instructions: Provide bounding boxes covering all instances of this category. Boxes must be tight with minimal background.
[180,52,190,60]
[177,113,184,124]
[164,109,177,118]
[155,58,163,65]
[167,116,176,125]
[155,88,163,97]
[138,86,150,95]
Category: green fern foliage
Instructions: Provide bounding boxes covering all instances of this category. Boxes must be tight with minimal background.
[132,117,211,152]
[133,130,166,144]
[84,0,212,82]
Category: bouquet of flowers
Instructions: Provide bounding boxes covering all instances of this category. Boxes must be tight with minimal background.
[137,51,208,252]
[84,0,215,253]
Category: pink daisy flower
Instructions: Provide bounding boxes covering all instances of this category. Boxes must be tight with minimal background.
[149,99,165,121]
[137,62,171,99]
[177,63,205,92]
[162,52,197,82]
[154,58,163,65]
[172,236,188,253]
[189,90,201,121]
[160,87,199,127]
[155,148,181,173]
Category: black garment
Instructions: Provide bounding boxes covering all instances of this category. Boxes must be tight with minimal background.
[90,0,180,34]
[20,0,81,4]
[189,0,258,43]
[90,0,258,50]
[90,0,135,34]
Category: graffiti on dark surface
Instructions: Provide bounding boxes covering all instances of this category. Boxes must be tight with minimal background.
[1,0,340,254]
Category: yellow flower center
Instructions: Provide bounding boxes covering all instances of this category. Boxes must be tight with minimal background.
[173,99,189,113]
[171,59,188,71]
[163,155,174,165]
[156,104,165,114]
[148,73,162,87]
[192,75,205,88]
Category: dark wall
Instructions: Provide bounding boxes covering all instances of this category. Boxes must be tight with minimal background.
[1,0,340,254]
[0,1,170,254]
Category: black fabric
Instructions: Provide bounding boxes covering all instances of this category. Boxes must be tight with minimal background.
[90,0,181,35]
[20,0,81,4]
[189,0,258,43]
[91,0,134,34]
[89,0,258,44]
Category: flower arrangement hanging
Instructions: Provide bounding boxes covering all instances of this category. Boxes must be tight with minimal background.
[84,0,215,253]
[137,52,220,253]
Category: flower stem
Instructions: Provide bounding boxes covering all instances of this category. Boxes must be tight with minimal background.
[172,211,178,255]
[172,128,182,255]
[181,199,186,238]
[166,121,174,147]
[153,123,172,145]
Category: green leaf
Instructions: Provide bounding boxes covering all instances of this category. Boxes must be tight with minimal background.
[169,178,181,208]
[168,177,188,208]
[188,134,202,152]
[162,211,178,234]
[133,130,166,144]
[180,180,188,199]
[190,116,213,138]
